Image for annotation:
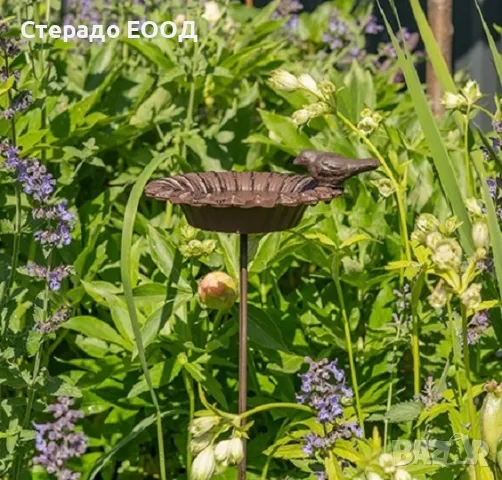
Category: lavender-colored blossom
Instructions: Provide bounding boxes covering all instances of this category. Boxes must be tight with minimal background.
[297,357,355,424]
[364,15,384,35]
[33,397,87,479]
[415,376,442,409]
[467,311,490,345]
[297,358,361,479]
[26,263,72,291]
[33,199,75,249]
[493,120,502,134]
[0,18,21,57]
[2,90,33,119]
[0,66,20,83]
[35,307,71,334]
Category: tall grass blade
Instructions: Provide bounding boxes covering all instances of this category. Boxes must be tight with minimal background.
[377,1,474,255]
[406,0,456,92]
[120,152,170,480]
[474,0,502,87]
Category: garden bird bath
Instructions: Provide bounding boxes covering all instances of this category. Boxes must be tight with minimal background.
[145,154,379,479]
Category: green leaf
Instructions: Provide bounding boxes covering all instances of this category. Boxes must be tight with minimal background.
[377,2,474,255]
[250,233,281,273]
[385,401,422,423]
[258,110,315,153]
[407,0,456,92]
[216,233,239,280]
[128,358,183,398]
[63,316,132,350]
[88,409,183,480]
[121,38,176,72]
[0,76,15,97]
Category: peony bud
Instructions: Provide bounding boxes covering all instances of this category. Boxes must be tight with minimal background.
[461,80,482,105]
[472,222,489,250]
[428,282,448,309]
[269,69,300,92]
[394,469,412,480]
[442,91,467,110]
[202,1,222,25]
[431,239,462,271]
[481,380,502,463]
[297,73,323,98]
[192,446,216,480]
[214,438,244,466]
[190,416,222,437]
[460,283,482,310]
[292,108,311,126]
[378,453,396,474]
[198,271,237,310]
[415,213,439,234]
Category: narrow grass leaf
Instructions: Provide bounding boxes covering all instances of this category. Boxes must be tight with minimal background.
[407,0,456,92]
[474,0,502,87]
[377,1,474,254]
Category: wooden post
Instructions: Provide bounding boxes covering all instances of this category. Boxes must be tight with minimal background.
[245,0,253,7]
[426,0,453,117]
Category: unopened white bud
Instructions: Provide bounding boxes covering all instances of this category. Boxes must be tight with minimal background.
[190,416,221,437]
[269,69,300,92]
[297,73,323,98]
[191,447,216,480]
[214,438,244,466]
[472,222,489,249]
[461,283,482,310]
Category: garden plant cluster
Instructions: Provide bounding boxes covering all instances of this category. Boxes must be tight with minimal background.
[1,0,502,479]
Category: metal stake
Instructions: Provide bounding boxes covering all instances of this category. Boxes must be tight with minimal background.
[238,233,248,480]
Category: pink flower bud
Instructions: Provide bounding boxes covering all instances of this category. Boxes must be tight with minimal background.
[198,272,237,310]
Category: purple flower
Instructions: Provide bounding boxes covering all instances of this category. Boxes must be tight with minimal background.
[467,311,490,345]
[415,376,442,409]
[26,263,72,291]
[364,15,383,35]
[33,397,87,479]
[35,307,71,334]
[2,90,33,119]
[493,120,502,134]
[0,66,20,83]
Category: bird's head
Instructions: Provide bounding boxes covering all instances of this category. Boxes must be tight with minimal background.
[293,150,317,167]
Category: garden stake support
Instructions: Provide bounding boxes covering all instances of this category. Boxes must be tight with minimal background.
[239,233,248,479]
[144,160,379,479]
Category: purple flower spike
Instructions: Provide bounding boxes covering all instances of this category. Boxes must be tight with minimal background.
[33,397,87,479]
[467,311,490,345]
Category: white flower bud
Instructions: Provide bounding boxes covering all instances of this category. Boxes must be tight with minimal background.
[214,438,244,466]
[379,453,396,474]
[442,91,467,110]
[472,222,489,249]
[292,109,311,126]
[297,73,323,98]
[461,80,482,105]
[372,178,394,198]
[461,283,482,310]
[426,231,443,250]
[366,473,383,480]
[192,447,216,480]
[442,215,461,235]
[394,469,412,480]
[190,416,221,437]
[466,198,483,217]
[202,1,223,25]
[269,69,300,92]
[431,239,462,271]
[190,433,212,455]
[319,80,336,99]
[306,101,331,118]
[428,282,448,309]
[415,213,439,234]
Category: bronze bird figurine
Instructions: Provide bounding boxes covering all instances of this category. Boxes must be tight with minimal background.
[293,150,380,186]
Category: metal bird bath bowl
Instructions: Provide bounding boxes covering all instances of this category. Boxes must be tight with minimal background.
[145,163,376,480]
[145,171,343,234]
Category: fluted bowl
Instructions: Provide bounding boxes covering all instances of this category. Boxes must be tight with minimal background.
[145,171,342,234]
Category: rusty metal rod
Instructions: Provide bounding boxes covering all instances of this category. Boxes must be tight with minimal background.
[238,233,248,480]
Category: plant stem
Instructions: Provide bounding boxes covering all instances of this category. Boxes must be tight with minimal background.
[412,309,420,397]
[238,402,313,420]
[335,112,411,262]
[461,305,481,480]
[332,260,364,433]
[447,301,463,404]
[183,371,195,478]
[464,108,474,197]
